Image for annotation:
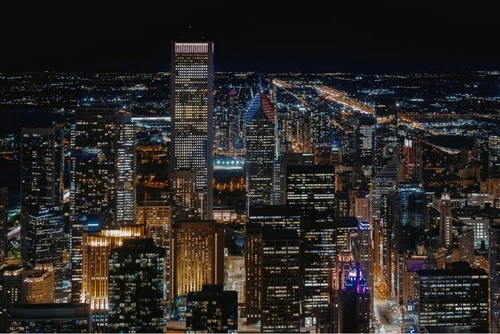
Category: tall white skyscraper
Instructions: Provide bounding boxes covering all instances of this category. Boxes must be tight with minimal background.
[170,41,214,220]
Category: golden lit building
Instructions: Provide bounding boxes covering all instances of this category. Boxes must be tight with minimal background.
[81,226,144,316]
[171,220,224,302]
[22,269,54,304]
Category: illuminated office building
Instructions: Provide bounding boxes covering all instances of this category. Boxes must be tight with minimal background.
[439,190,453,249]
[354,116,375,181]
[20,127,64,268]
[70,106,118,303]
[185,284,238,333]
[107,238,165,333]
[20,127,64,211]
[171,220,224,302]
[490,222,500,333]
[301,213,337,328]
[170,42,214,220]
[338,263,371,334]
[285,164,335,213]
[401,137,422,182]
[9,303,90,333]
[374,97,399,175]
[246,89,276,211]
[261,228,301,333]
[81,226,144,330]
[115,112,137,226]
[0,186,8,260]
[488,133,500,178]
[413,262,488,333]
[245,205,302,324]
[22,207,64,273]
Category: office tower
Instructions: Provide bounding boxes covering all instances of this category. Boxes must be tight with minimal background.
[457,226,475,266]
[414,262,488,333]
[136,199,171,316]
[9,303,90,333]
[439,190,453,249]
[336,216,359,252]
[115,112,137,226]
[1,265,54,331]
[20,127,64,212]
[137,199,171,247]
[246,88,276,210]
[285,164,335,213]
[171,220,224,303]
[338,263,371,333]
[301,213,337,329]
[23,207,64,273]
[488,133,500,178]
[0,186,7,260]
[245,205,302,324]
[490,222,500,333]
[275,152,314,205]
[402,137,422,182]
[352,221,372,301]
[21,268,55,304]
[170,41,214,220]
[354,116,375,182]
[374,97,399,174]
[396,182,427,252]
[354,194,370,222]
[371,155,399,286]
[70,106,118,303]
[185,284,238,333]
[81,226,144,330]
[107,238,165,333]
[20,127,64,267]
[261,228,301,332]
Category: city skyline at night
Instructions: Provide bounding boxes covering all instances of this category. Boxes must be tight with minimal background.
[0,10,499,331]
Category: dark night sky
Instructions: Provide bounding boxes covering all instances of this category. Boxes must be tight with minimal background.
[2,2,499,73]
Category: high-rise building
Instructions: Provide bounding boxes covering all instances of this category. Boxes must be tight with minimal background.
[413,262,488,333]
[70,106,118,303]
[396,182,427,252]
[439,190,453,249]
[245,205,302,324]
[490,222,500,333]
[170,42,214,220]
[261,228,301,333]
[374,97,399,175]
[81,226,144,330]
[285,164,335,213]
[371,155,399,286]
[301,213,337,329]
[22,207,65,271]
[488,133,500,178]
[355,116,376,181]
[185,284,238,333]
[115,112,137,226]
[401,137,422,182]
[0,186,8,260]
[107,238,166,333]
[9,303,90,333]
[246,88,276,211]
[20,127,64,268]
[171,220,224,303]
[20,127,64,212]
[338,263,371,333]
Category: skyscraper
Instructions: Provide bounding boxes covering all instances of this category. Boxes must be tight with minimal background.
[70,106,118,303]
[490,222,500,333]
[115,112,137,226]
[439,190,453,249]
[107,238,166,333]
[170,41,214,220]
[171,220,224,303]
[414,262,488,333]
[245,88,276,211]
[0,186,8,260]
[20,127,64,268]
